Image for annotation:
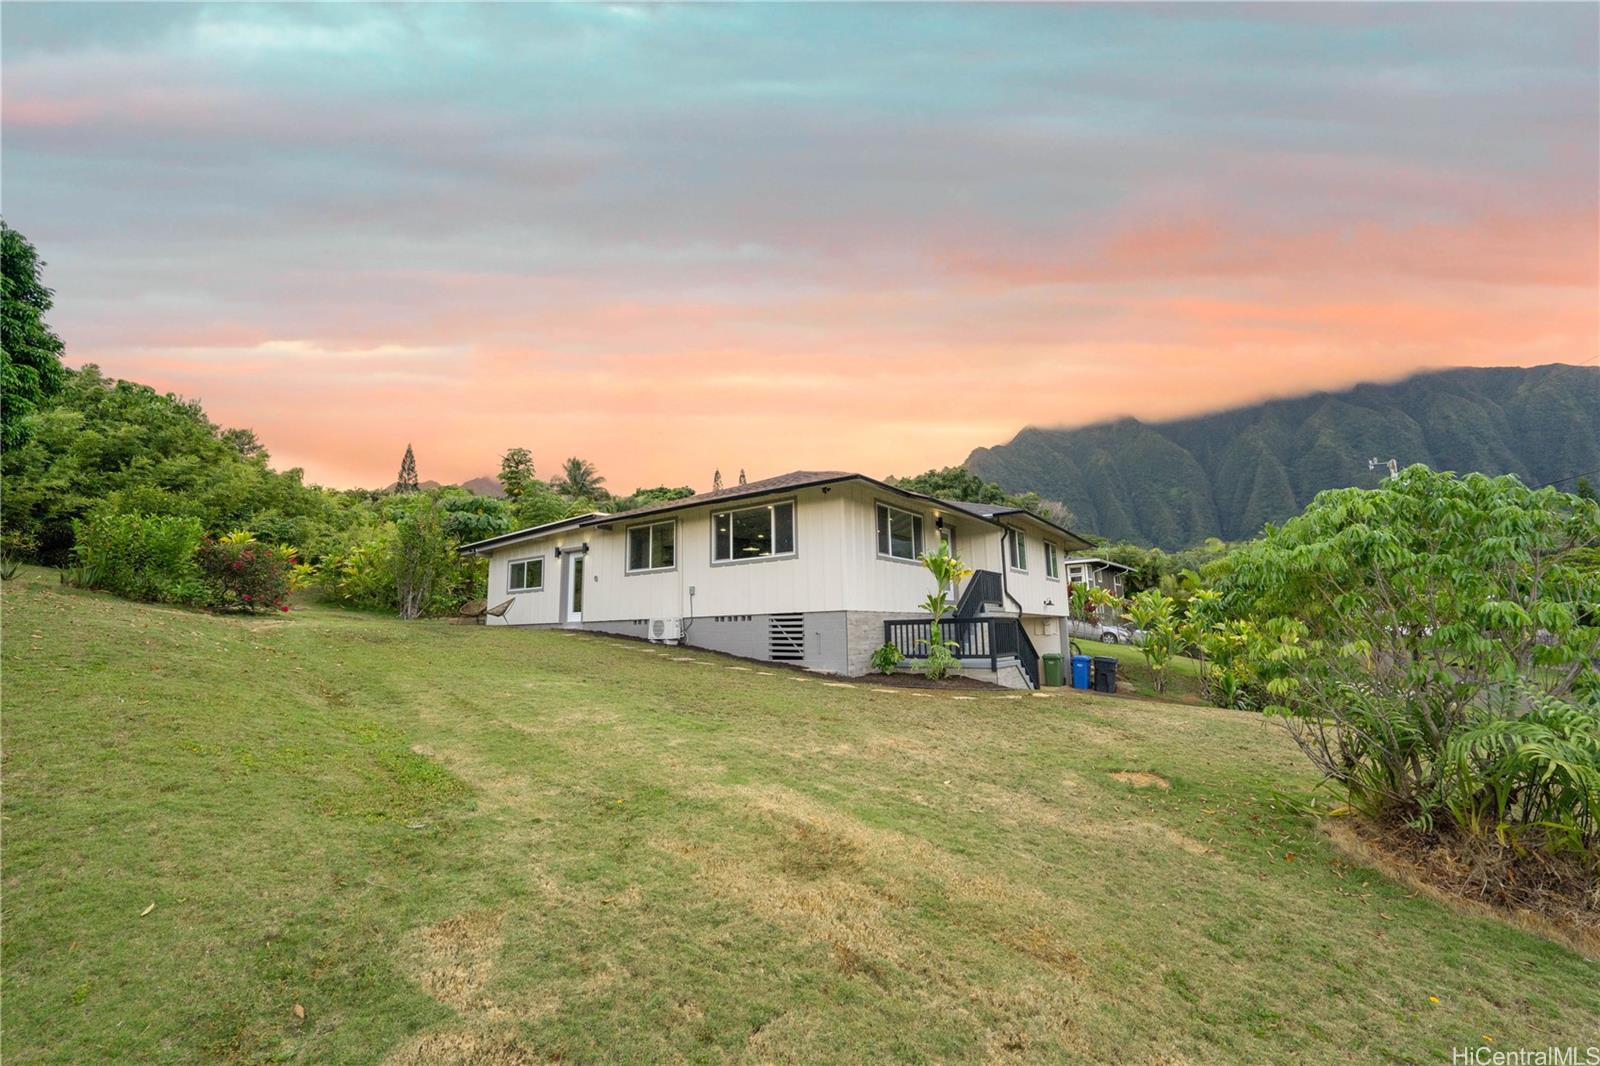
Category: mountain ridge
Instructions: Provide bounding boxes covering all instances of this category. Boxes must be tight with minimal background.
[965,363,1599,549]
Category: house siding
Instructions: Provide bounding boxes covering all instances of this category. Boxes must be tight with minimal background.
[478,480,1076,679]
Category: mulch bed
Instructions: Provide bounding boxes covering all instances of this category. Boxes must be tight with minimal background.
[866,672,1003,691]
[1323,815,1598,959]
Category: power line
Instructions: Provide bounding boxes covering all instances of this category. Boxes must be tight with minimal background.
[1540,467,1600,489]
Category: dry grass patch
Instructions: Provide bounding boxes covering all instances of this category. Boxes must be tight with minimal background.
[1111,771,1170,789]
[403,909,507,1013]
[382,1026,549,1066]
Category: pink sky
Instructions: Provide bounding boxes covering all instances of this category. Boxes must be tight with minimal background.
[3,3,1596,489]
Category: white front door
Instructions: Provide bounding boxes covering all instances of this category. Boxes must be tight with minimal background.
[566,552,585,625]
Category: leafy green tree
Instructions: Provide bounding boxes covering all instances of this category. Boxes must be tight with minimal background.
[894,466,1072,526]
[498,447,536,501]
[1,223,67,448]
[1220,466,1600,858]
[552,457,606,500]
[510,484,573,530]
[1576,476,1597,503]
[894,466,1009,506]
[1,366,350,564]
[439,492,511,541]
[392,495,449,619]
[609,485,695,512]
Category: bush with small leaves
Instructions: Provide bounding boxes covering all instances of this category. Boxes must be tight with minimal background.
[871,642,903,675]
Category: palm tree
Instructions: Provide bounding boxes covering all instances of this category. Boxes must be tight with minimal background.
[552,457,606,500]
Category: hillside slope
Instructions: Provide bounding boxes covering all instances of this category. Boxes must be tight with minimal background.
[4,573,1594,1061]
[966,364,1599,548]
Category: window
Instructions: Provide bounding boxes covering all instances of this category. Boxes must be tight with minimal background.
[1007,529,1028,571]
[507,556,544,592]
[1045,542,1060,580]
[714,501,795,562]
[626,520,675,573]
[875,503,924,561]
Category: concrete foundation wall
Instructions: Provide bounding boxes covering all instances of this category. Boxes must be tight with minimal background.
[511,610,1030,687]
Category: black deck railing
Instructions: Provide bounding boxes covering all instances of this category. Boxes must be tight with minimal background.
[955,569,1003,617]
[884,615,1040,689]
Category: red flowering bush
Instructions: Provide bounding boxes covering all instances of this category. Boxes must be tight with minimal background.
[196,536,294,613]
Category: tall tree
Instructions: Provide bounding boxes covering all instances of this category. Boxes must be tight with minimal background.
[552,457,605,500]
[738,468,747,485]
[498,447,536,500]
[395,444,419,493]
[1,223,67,449]
[712,469,724,491]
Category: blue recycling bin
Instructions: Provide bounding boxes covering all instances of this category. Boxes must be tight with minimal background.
[1070,655,1092,689]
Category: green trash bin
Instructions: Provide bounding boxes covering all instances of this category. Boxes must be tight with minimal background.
[1041,653,1065,687]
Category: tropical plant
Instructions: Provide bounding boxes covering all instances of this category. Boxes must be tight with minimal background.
[1218,466,1600,860]
[1433,691,1599,858]
[870,642,903,675]
[1,557,22,581]
[916,541,973,681]
[1124,588,1177,693]
[552,457,606,500]
[439,492,511,541]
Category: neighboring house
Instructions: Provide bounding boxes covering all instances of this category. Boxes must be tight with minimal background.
[1063,557,1131,598]
[1063,556,1134,641]
[458,470,1095,688]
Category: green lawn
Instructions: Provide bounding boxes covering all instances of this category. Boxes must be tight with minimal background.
[1068,637,1204,700]
[3,570,1595,1063]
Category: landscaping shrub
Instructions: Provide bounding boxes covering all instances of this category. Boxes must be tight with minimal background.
[871,642,903,675]
[318,498,485,618]
[72,511,207,604]
[1218,466,1600,866]
[195,533,294,612]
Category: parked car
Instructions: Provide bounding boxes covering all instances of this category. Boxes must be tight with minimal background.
[1095,623,1143,645]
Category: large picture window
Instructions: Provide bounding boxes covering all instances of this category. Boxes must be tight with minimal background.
[875,502,924,561]
[627,520,676,573]
[508,556,544,592]
[1007,529,1028,572]
[714,501,795,562]
[1044,542,1060,580]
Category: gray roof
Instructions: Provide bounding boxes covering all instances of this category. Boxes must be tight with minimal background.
[458,470,1094,553]
[937,499,1022,519]
[592,470,855,524]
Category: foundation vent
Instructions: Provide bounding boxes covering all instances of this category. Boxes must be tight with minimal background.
[768,614,805,661]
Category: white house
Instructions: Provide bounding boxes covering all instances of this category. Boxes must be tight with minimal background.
[458,471,1095,688]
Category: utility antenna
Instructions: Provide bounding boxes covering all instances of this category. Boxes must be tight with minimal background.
[1368,457,1398,480]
